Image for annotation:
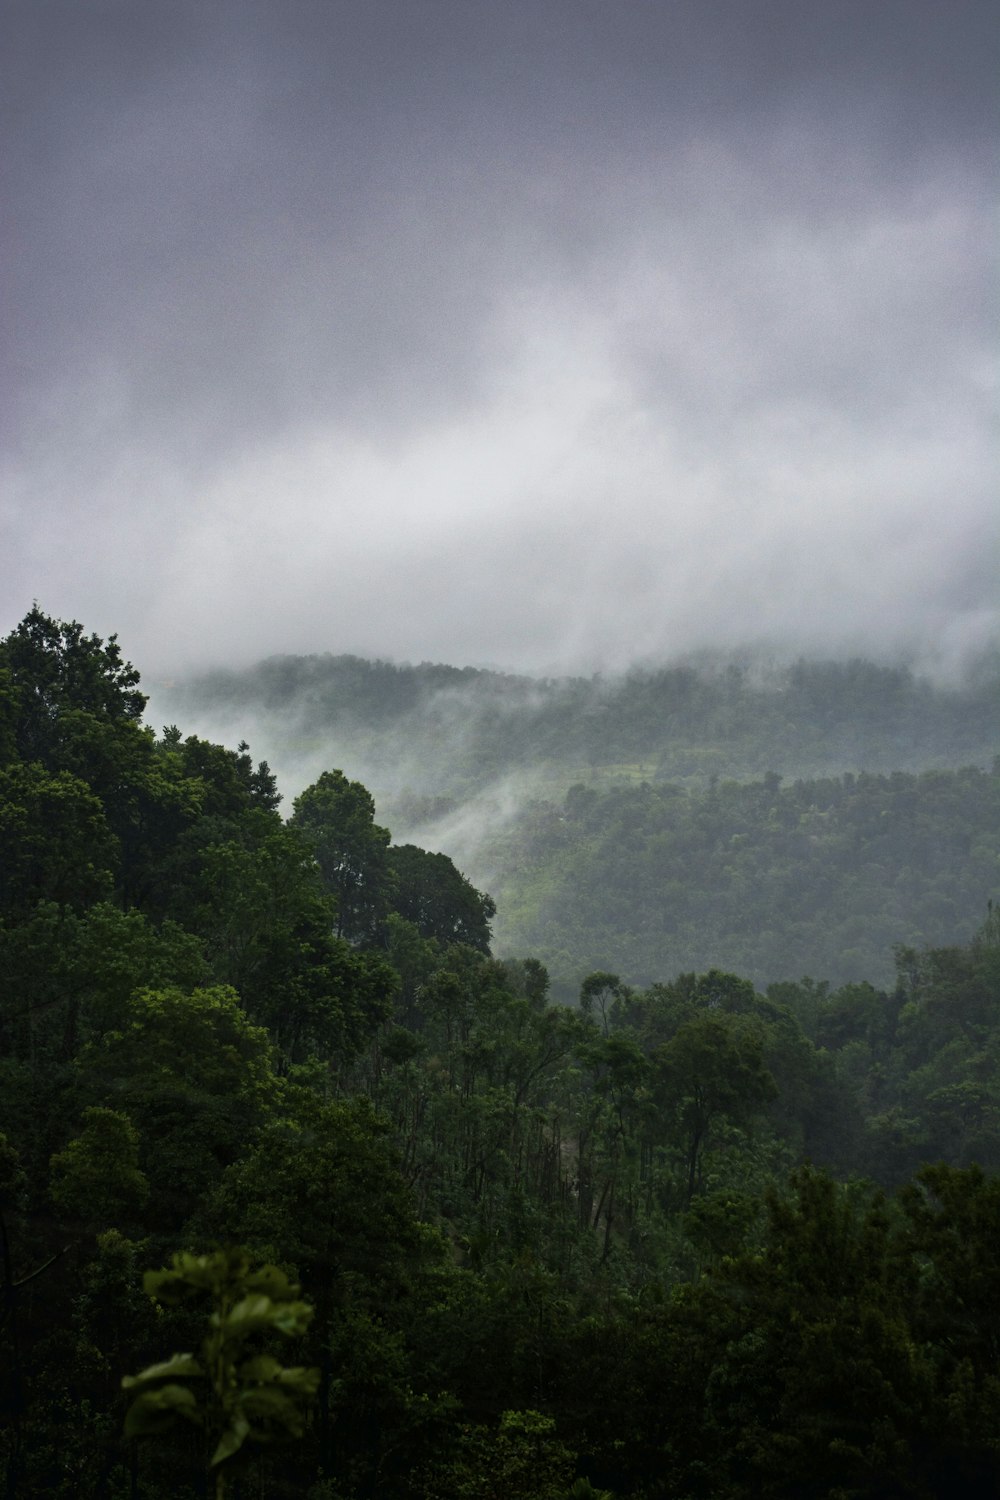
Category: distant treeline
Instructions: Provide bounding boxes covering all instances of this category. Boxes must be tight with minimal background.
[158,649,1000,800]
[159,649,1000,996]
[488,761,1000,996]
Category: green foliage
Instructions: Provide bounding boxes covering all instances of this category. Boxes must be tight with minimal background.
[84,983,277,1099]
[290,770,395,942]
[49,1107,149,1227]
[389,844,496,953]
[6,608,1000,1498]
[0,605,145,767]
[0,901,209,1070]
[161,651,1000,810]
[899,1162,1000,1485]
[74,986,280,1222]
[654,1011,777,1207]
[0,763,117,916]
[492,762,1000,996]
[170,733,280,816]
[123,1247,319,1490]
[416,1407,575,1499]
[201,1096,428,1296]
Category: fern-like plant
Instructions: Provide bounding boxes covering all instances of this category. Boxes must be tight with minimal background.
[122,1246,319,1499]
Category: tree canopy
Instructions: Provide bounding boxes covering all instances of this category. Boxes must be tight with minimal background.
[1,607,999,1500]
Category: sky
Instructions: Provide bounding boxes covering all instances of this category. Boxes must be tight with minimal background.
[3,0,997,681]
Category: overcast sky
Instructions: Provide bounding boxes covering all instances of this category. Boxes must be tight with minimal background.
[3,0,997,680]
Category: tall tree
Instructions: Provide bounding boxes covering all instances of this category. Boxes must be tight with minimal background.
[290,770,394,942]
[0,606,145,767]
[653,1011,777,1207]
[388,844,495,953]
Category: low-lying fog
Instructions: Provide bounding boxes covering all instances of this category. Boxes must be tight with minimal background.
[146,649,1000,947]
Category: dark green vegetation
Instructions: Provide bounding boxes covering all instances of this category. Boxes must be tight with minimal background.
[488,762,1000,995]
[121,1248,319,1497]
[158,651,1000,803]
[3,608,1000,1498]
[156,648,1000,996]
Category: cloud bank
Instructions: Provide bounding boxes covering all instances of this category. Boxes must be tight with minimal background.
[2,0,996,679]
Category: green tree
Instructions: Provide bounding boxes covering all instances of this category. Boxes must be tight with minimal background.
[200,1095,434,1481]
[49,1107,149,1230]
[0,606,145,768]
[156,815,396,1063]
[899,1163,1000,1491]
[75,986,280,1224]
[417,1407,576,1499]
[290,770,395,942]
[653,1011,777,1207]
[0,763,116,918]
[680,1168,927,1499]
[0,901,208,1070]
[388,843,496,953]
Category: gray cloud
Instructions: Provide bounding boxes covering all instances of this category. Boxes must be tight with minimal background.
[2,0,996,679]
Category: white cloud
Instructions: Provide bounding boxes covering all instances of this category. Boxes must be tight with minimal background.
[2,2,996,681]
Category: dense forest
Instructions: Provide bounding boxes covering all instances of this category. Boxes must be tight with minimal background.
[485,762,1000,996]
[157,649,1000,804]
[3,608,1000,1499]
[157,649,1000,997]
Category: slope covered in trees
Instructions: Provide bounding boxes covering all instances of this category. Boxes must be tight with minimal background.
[486,762,1000,995]
[155,647,1000,997]
[156,649,1000,805]
[2,608,1000,1499]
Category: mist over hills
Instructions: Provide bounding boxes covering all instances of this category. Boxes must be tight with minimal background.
[4,0,998,1486]
[6,605,1000,1498]
[151,649,1000,804]
[151,648,1000,997]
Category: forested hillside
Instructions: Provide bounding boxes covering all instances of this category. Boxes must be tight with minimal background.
[156,648,1000,997]
[3,609,1000,1499]
[486,763,1000,995]
[155,650,1000,804]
